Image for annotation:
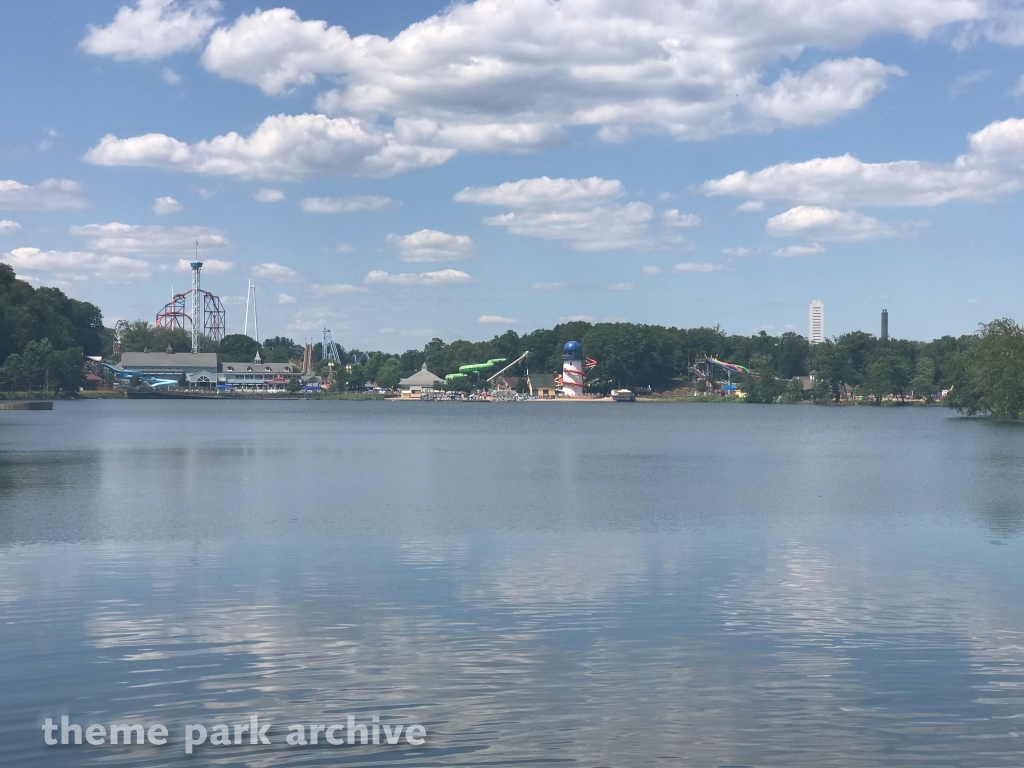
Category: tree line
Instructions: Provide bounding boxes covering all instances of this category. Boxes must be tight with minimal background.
[113,316,1024,417]
[4,266,1020,416]
[0,265,103,394]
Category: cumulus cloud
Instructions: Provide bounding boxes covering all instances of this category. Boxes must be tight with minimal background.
[198,2,966,149]
[608,282,634,290]
[175,257,233,272]
[766,206,901,241]
[0,179,87,210]
[478,314,517,324]
[364,269,472,286]
[254,188,284,202]
[723,246,759,256]
[531,281,562,290]
[384,229,474,262]
[749,58,905,125]
[673,262,724,272]
[69,223,228,254]
[277,293,295,304]
[642,266,661,275]
[773,243,825,257]
[301,195,392,213]
[701,116,1024,207]
[81,0,220,61]
[0,221,22,235]
[736,200,764,212]
[456,176,654,251]
[152,196,183,215]
[84,113,455,180]
[2,247,151,282]
[309,283,368,294]
[662,210,700,227]
[251,262,297,281]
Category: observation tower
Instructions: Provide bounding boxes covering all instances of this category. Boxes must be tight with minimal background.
[561,340,585,397]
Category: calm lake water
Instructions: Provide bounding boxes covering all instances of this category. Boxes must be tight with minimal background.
[2,400,1024,766]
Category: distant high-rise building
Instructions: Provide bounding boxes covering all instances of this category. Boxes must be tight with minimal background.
[881,309,889,342]
[809,300,824,344]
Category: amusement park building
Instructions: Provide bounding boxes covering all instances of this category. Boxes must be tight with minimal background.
[398,363,442,398]
[218,361,299,389]
[526,373,558,397]
[119,351,218,378]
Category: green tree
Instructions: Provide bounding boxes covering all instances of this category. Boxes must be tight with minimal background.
[809,340,852,403]
[376,358,403,388]
[217,334,260,362]
[910,356,936,402]
[863,349,911,404]
[286,377,302,393]
[945,319,1024,419]
[49,347,84,394]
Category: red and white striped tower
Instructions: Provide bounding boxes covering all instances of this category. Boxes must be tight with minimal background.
[561,340,585,397]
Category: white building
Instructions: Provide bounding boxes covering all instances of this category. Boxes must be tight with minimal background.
[809,300,824,344]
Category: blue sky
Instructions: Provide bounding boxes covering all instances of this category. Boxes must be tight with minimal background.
[2,0,1024,349]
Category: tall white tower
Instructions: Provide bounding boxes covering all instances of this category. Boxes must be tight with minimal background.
[809,300,824,344]
[190,260,203,353]
[561,340,585,397]
[243,279,259,341]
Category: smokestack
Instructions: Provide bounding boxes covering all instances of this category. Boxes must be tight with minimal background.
[881,309,888,342]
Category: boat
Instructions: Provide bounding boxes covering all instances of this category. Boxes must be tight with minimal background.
[611,389,635,402]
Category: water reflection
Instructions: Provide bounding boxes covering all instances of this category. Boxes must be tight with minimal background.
[1,402,1023,765]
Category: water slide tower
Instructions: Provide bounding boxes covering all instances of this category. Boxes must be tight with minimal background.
[561,340,585,397]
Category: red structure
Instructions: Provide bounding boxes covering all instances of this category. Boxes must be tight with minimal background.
[155,289,226,343]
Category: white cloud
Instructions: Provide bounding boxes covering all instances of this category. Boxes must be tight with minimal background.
[309,283,368,294]
[561,315,596,323]
[1011,75,1024,98]
[773,243,825,257]
[81,0,220,61]
[84,113,455,180]
[749,58,905,126]
[277,293,296,304]
[0,179,87,210]
[766,206,900,241]
[69,223,228,254]
[701,116,1024,207]
[160,66,182,85]
[335,243,354,253]
[478,314,517,324]
[0,221,22,235]
[608,282,634,291]
[364,269,472,286]
[673,262,724,273]
[254,188,284,203]
[736,200,764,213]
[531,281,562,290]
[662,209,700,227]
[723,246,759,256]
[152,196,183,215]
[456,176,654,251]
[199,2,966,149]
[642,266,661,275]
[251,262,298,281]
[175,257,233,273]
[2,247,151,282]
[301,195,392,213]
[384,229,474,262]
[949,69,991,97]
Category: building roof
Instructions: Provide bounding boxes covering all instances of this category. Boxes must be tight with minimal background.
[527,373,557,390]
[121,351,218,368]
[221,362,295,373]
[399,363,442,387]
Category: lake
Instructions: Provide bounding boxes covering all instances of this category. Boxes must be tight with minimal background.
[2,400,1024,766]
